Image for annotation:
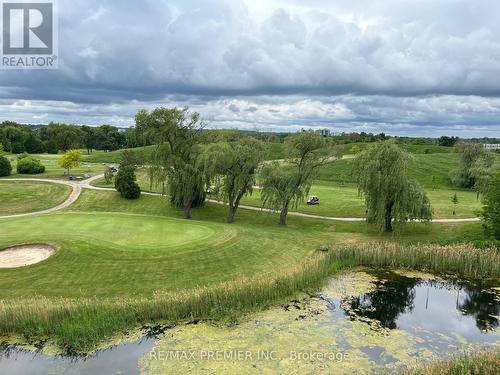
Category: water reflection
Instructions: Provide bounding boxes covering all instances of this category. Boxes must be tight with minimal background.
[343,271,419,329]
[457,285,499,332]
[342,270,499,336]
[0,336,155,375]
[0,270,498,374]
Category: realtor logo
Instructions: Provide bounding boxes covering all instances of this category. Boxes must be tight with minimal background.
[1,0,58,69]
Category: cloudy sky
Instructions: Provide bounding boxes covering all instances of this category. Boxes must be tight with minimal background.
[1,0,500,137]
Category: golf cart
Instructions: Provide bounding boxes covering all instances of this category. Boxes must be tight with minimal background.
[307,196,320,205]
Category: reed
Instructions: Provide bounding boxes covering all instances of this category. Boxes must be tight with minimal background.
[402,349,500,375]
[0,243,498,353]
[330,243,500,279]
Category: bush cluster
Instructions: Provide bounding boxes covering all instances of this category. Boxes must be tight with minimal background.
[16,156,45,174]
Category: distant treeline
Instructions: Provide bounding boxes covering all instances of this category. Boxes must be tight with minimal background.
[0,120,498,155]
[0,121,153,154]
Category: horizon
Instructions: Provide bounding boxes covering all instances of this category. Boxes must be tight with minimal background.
[1,1,500,137]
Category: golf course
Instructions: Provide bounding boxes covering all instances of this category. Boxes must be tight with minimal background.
[0,137,499,374]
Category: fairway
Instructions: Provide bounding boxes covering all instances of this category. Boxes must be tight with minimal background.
[240,182,483,219]
[0,181,72,215]
[0,210,321,298]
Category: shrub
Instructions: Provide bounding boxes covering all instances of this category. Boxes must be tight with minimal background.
[0,155,12,176]
[16,152,30,161]
[115,166,141,199]
[16,157,45,174]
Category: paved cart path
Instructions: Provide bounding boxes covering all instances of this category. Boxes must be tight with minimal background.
[0,175,480,223]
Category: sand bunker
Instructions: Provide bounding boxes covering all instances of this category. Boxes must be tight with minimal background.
[0,244,55,268]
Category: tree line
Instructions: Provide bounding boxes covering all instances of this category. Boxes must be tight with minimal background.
[0,121,153,155]
[127,107,499,240]
[131,108,432,230]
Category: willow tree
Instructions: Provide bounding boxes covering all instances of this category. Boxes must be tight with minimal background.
[354,140,432,233]
[135,107,205,219]
[261,132,328,225]
[451,142,494,190]
[202,138,264,223]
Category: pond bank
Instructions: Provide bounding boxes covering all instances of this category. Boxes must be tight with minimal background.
[1,268,498,374]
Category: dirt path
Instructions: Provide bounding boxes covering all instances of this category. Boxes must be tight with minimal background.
[0,175,481,223]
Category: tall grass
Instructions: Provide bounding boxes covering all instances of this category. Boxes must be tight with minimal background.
[402,349,500,375]
[330,243,500,279]
[0,252,343,352]
[0,243,498,353]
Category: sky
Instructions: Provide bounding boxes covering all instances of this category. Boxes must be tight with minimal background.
[1,0,500,137]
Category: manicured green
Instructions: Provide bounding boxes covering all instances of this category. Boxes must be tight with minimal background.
[0,181,71,215]
[0,210,324,298]
[83,146,155,164]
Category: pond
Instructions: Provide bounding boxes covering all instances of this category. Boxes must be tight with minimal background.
[1,269,498,374]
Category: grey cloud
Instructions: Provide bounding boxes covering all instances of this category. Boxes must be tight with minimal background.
[1,0,500,103]
[1,94,499,137]
[0,0,499,136]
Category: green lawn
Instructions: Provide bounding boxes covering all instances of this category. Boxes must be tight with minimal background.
[316,152,500,189]
[1,186,484,300]
[3,153,104,180]
[0,186,489,352]
[0,181,71,215]
[92,165,484,219]
[0,205,330,298]
[240,182,483,219]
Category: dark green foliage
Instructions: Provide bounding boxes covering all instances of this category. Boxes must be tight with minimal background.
[115,166,141,199]
[136,107,206,219]
[451,193,459,215]
[94,125,126,151]
[24,134,45,153]
[39,123,85,152]
[0,155,12,176]
[481,173,500,239]
[44,140,59,154]
[354,140,432,232]
[16,157,45,174]
[81,126,96,154]
[438,136,459,147]
[11,142,25,154]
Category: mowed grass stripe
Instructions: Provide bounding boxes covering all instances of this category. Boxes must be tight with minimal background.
[0,181,72,215]
[0,211,317,298]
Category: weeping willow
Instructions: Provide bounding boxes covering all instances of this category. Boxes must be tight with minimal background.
[354,140,433,233]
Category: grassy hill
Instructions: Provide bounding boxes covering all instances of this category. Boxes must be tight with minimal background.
[83,145,156,164]
[317,151,500,189]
